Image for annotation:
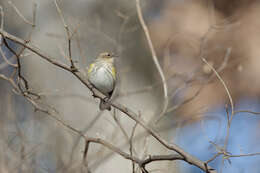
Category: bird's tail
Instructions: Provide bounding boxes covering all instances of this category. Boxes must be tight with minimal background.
[99,99,111,111]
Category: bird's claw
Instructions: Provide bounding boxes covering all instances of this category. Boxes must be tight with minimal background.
[103,96,110,102]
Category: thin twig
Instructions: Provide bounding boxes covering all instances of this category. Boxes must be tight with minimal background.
[54,0,76,71]
[2,36,29,91]
[8,0,34,26]
[113,109,129,142]
[225,152,260,158]
[201,58,234,116]
[201,57,234,173]
[0,46,17,67]
[0,73,20,92]
[136,0,168,123]
[234,110,260,115]
[74,27,85,66]
[0,29,217,173]
[130,111,140,173]
[206,153,221,164]
[0,6,18,69]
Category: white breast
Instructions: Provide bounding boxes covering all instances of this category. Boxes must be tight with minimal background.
[89,65,114,95]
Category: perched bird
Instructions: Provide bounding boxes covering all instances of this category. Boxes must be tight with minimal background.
[87,52,116,111]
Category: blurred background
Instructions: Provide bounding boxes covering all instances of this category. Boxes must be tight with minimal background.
[0,0,260,172]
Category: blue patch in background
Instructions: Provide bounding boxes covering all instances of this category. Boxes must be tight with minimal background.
[174,98,260,173]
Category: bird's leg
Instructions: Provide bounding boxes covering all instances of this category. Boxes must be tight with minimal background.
[102,90,113,103]
[103,96,110,103]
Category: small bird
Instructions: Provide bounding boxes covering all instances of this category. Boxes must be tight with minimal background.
[87,52,116,111]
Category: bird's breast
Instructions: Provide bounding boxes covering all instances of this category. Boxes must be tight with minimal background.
[88,65,115,95]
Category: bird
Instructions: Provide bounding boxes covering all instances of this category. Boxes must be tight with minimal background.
[87,52,116,111]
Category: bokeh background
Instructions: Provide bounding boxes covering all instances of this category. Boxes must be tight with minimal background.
[0,0,260,172]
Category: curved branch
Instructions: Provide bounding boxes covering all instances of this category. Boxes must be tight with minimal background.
[136,0,168,122]
[0,29,217,173]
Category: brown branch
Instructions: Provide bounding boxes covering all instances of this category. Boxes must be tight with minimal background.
[54,0,76,71]
[0,29,217,173]
[140,154,184,166]
[2,36,29,91]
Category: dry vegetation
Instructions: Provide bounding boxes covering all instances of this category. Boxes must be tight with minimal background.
[0,0,260,173]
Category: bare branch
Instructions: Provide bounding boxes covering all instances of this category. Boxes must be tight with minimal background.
[54,0,76,71]
[130,111,140,173]
[201,58,234,116]
[0,46,17,67]
[226,152,260,158]
[0,28,217,173]
[234,110,260,115]
[8,0,35,26]
[135,0,168,123]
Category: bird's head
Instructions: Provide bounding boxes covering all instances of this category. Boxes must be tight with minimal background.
[98,52,115,63]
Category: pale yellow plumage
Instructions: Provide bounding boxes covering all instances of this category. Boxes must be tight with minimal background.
[87,52,116,111]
